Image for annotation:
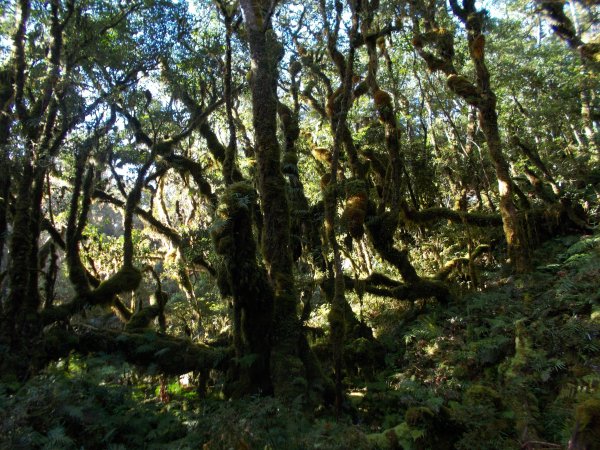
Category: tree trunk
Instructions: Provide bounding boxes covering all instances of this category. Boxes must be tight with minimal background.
[478,99,528,271]
[411,0,530,271]
[239,0,311,403]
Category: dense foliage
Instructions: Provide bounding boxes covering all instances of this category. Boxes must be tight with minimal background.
[0,0,599,448]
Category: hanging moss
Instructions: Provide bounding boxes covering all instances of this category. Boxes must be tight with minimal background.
[470,34,485,59]
[422,51,452,72]
[571,398,600,450]
[373,89,392,107]
[437,29,455,57]
[341,204,366,239]
[289,60,302,76]
[446,74,481,106]
[312,147,332,166]
[341,180,368,239]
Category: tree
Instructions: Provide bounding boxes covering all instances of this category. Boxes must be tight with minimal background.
[0,0,596,417]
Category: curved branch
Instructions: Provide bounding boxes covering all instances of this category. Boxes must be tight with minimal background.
[340,274,450,304]
[92,189,216,276]
[434,244,490,281]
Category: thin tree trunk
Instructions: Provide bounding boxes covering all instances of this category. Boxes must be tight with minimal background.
[411,0,529,271]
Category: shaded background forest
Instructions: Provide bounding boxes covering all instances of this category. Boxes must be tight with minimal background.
[0,0,599,448]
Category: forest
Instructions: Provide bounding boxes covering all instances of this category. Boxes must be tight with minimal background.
[0,0,599,448]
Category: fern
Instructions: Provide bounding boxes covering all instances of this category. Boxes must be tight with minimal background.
[561,234,600,259]
[41,426,75,450]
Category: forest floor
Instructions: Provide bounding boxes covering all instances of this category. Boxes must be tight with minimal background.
[1,231,599,449]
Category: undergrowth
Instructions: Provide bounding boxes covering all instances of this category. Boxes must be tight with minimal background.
[353,232,600,449]
[1,233,599,449]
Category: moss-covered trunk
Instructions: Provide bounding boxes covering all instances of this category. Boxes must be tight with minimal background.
[1,157,43,379]
[478,99,528,271]
[459,4,529,272]
[410,0,529,272]
[0,68,13,273]
[212,183,274,396]
[239,0,310,403]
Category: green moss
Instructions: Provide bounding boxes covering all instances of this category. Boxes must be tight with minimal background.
[282,152,299,167]
[572,398,600,450]
[221,182,256,213]
[91,266,142,303]
[344,179,367,198]
[405,406,435,426]
[125,305,160,331]
[464,385,502,409]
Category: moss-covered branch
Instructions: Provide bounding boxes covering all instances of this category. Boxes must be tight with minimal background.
[92,189,216,277]
[116,106,218,207]
[536,0,600,69]
[343,274,450,304]
[45,326,227,376]
[366,212,421,284]
[41,265,140,325]
[434,244,490,281]
[400,202,503,227]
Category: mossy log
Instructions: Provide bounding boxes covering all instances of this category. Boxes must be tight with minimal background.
[44,326,227,376]
[400,202,503,227]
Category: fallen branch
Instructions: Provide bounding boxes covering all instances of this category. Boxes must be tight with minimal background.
[45,325,228,376]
